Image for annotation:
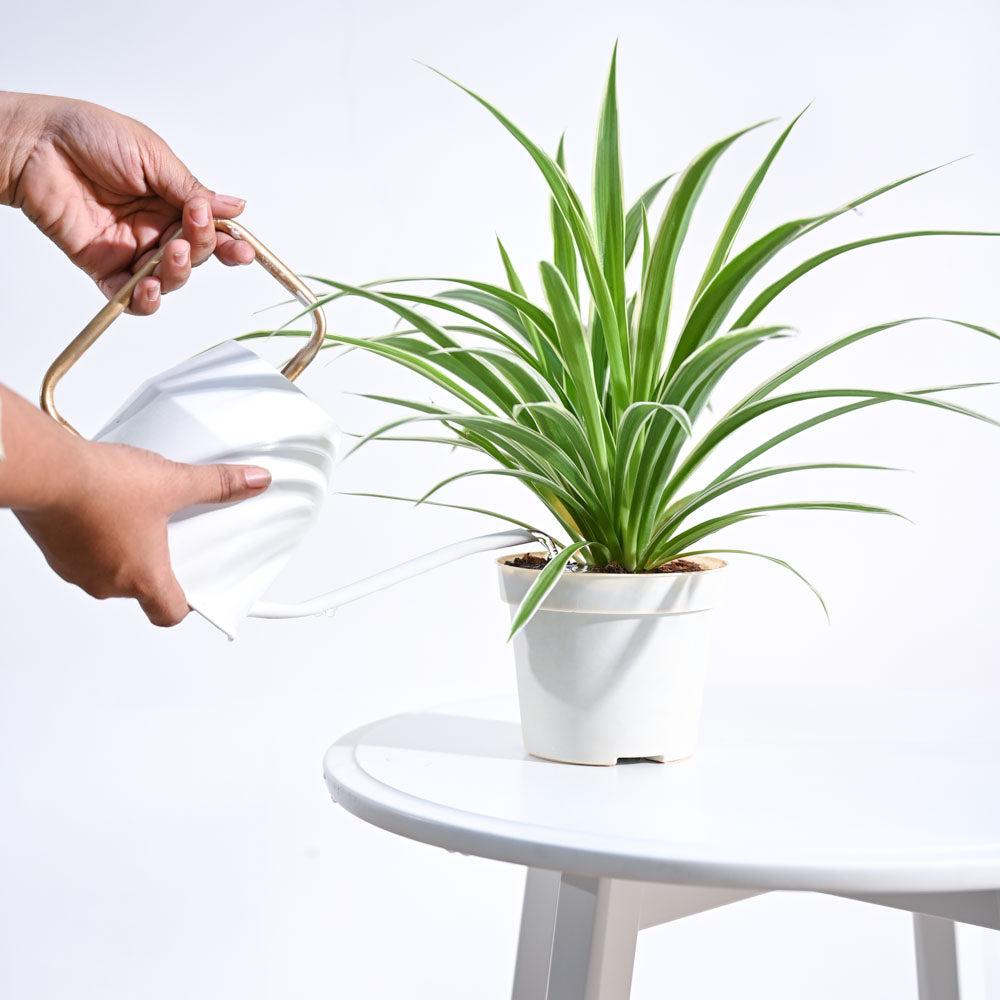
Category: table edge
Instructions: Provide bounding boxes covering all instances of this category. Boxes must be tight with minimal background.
[323,735,1000,895]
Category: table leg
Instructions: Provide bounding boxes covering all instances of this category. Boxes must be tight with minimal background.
[913,913,960,1000]
[513,868,562,1000]
[545,874,643,1000]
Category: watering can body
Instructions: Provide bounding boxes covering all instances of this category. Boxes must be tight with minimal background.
[40,220,535,637]
[94,339,339,638]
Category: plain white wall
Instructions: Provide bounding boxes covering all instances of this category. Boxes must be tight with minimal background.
[2,0,999,996]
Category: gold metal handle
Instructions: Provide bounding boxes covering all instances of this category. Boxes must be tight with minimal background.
[40,218,327,435]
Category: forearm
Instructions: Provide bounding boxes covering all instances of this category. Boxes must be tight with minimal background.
[0,91,52,207]
[0,384,84,511]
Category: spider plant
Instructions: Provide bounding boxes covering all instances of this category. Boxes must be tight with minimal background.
[246,47,999,636]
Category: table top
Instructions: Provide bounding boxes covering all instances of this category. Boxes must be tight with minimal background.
[323,684,1000,894]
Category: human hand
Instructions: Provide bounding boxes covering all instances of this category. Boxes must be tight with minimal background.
[14,435,271,627]
[1,91,254,315]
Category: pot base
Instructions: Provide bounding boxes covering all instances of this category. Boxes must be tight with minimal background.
[526,748,693,767]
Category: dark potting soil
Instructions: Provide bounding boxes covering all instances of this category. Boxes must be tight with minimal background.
[505,554,703,574]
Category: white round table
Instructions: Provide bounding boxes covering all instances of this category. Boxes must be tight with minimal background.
[324,684,1000,1000]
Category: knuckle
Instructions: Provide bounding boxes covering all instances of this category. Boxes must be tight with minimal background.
[132,578,159,604]
[136,576,187,627]
[216,465,238,502]
[151,606,186,628]
[117,570,147,601]
[83,582,113,601]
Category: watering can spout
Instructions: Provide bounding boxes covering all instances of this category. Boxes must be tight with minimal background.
[248,528,538,620]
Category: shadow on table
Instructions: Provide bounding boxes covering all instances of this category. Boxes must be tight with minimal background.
[338,712,667,767]
[336,711,551,763]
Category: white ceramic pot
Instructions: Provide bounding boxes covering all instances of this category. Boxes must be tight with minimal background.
[498,554,727,766]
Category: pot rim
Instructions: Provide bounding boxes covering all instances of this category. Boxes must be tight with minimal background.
[496,551,727,576]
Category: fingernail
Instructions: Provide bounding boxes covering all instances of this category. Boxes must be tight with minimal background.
[244,467,271,490]
[172,248,188,265]
[216,194,246,209]
[190,199,209,225]
[147,283,160,303]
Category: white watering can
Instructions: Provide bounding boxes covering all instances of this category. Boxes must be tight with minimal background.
[40,220,536,639]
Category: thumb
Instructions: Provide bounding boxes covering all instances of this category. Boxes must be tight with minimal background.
[176,463,272,508]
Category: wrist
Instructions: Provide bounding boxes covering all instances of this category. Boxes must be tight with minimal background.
[0,91,57,208]
[41,430,96,514]
[0,384,92,512]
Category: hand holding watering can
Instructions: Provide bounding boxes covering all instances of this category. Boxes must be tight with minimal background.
[0,91,269,626]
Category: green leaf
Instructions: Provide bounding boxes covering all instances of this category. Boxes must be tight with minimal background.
[552,136,579,304]
[666,386,1000,501]
[416,467,577,507]
[392,338,525,415]
[733,230,1000,328]
[613,401,693,551]
[594,43,627,332]
[316,330,495,416]
[429,346,559,409]
[356,434,477,450]
[625,175,674,267]
[639,203,651,284]
[507,541,591,640]
[345,411,459,457]
[443,414,614,527]
[316,274,560,349]
[433,287,527,336]
[692,106,809,301]
[657,462,898,542]
[634,118,773,399]
[707,383,998,488]
[653,500,903,562]
[514,402,614,511]
[343,411,610,542]
[426,65,631,413]
[628,327,794,555]
[666,214,832,381]
[660,325,794,414]
[669,166,983,378]
[339,491,551,537]
[381,287,523,341]
[350,393,452,415]
[736,317,1000,409]
[676,548,829,620]
[496,237,554,371]
[539,261,611,470]
[288,281,526,413]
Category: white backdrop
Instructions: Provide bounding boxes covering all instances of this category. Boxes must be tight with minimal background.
[2,0,999,996]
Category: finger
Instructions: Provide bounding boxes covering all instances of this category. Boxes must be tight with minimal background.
[129,277,162,316]
[137,570,191,628]
[208,193,246,219]
[175,463,271,509]
[155,239,192,295]
[214,233,255,267]
[182,197,217,266]
[101,247,165,314]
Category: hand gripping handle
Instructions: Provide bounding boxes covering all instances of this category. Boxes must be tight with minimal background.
[40,219,326,436]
